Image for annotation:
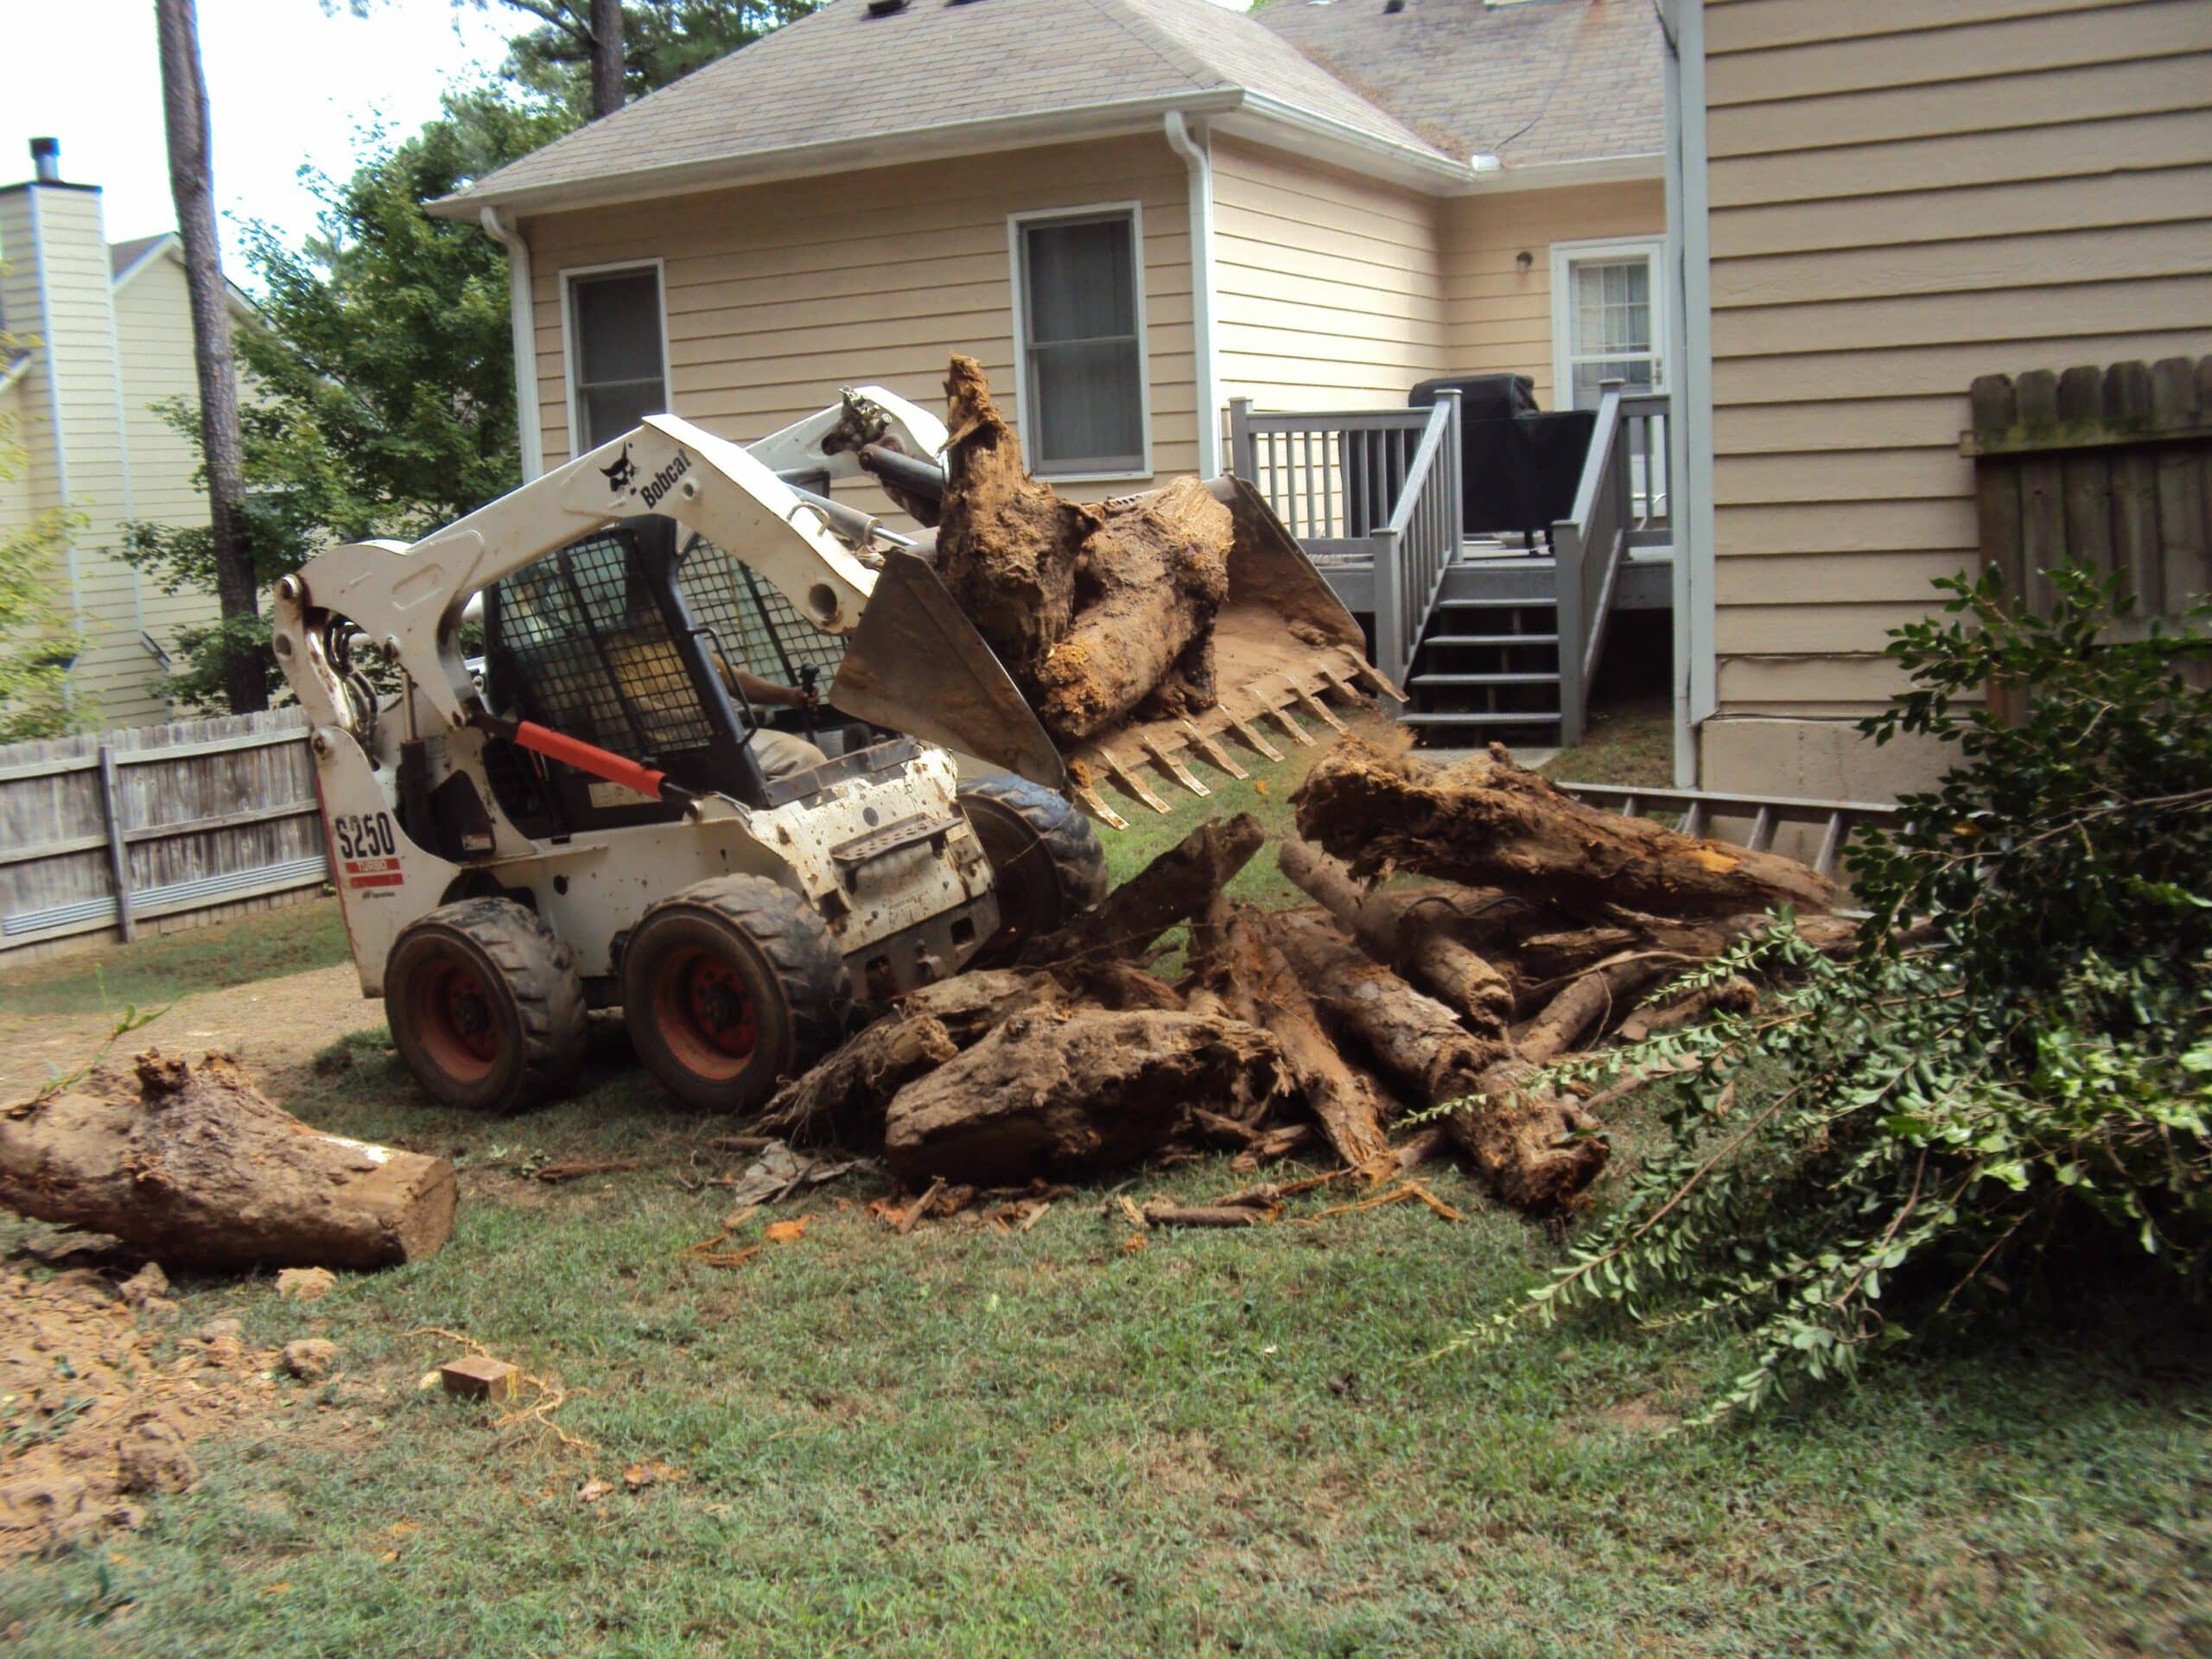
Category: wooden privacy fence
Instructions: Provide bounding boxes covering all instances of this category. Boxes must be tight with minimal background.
[0,708,330,958]
[1966,354,2211,626]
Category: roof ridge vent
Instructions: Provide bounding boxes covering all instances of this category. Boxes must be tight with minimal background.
[865,0,908,16]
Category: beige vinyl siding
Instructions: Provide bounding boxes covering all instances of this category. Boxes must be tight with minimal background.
[1701,0,2212,758]
[523,135,1196,512]
[1439,180,1665,409]
[111,255,219,679]
[1211,136,1445,413]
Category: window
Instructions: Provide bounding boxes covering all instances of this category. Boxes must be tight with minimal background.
[1013,207,1147,476]
[567,264,668,452]
[1551,239,1666,410]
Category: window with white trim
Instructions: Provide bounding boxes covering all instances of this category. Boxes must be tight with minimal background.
[568,265,668,451]
[1014,209,1146,476]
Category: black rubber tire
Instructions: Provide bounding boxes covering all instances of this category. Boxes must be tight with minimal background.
[620,874,851,1112]
[385,899,586,1115]
[957,774,1110,967]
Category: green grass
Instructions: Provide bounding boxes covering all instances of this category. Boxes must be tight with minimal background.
[3,1035,2206,1657]
[3,747,2207,1654]
[1540,696,1675,790]
[0,897,351,1019]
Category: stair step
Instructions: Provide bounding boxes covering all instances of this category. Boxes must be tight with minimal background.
[1410,672,1559,688]
[1435,596,1556,608]
[1421,632,1560,649]
[1399,710,1561,728]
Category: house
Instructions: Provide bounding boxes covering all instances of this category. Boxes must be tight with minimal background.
[1660,0,2212,798]
[432,0,1670,724]
[0,140,248,729]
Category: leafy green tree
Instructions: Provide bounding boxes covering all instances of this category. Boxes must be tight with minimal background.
[1465,566,2212,1421]
[503,1,817,113]
[124,89,569,709]
[0,334,86,741]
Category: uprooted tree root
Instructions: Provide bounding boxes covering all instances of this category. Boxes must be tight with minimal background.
[753,740,1849,1219]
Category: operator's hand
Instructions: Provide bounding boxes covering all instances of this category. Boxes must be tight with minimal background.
[798,679,820,716]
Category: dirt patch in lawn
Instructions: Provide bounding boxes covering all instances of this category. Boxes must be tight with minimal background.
[0,963,383,1100]
[0,1265,299,1560]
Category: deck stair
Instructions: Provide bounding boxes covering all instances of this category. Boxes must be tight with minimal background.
[1230,386,1670,748]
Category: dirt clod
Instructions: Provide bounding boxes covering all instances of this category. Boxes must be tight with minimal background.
[282,1339,340,1382]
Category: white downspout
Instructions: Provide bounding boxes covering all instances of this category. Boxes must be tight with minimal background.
[1163,111,1219,479]
[480,207,544,482]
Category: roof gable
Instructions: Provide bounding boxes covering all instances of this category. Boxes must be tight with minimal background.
[1256,0,1663,172]
[447,0,1460,214]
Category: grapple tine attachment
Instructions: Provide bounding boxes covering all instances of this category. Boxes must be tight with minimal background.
[1075,782,1130,830]
[1222,705,1286,764]
[1103,746,1173,815]
[1182,718,1247,780]
[1143,737,1211,798]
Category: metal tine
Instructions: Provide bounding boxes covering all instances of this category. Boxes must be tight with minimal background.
[1747,805,1775,853]
[1223,699,1286,763]
[1143,735,1211,798]
[1620,793,1641,818]
[1075,782,1130,831]
[1102,746,1173,815]
[1317,666,1365,710]
[1292,681,1349,735]
[1351,658,1399,699]
[1679,800,1706,840]
[1262,687,1317,747]
[1180,717,1247,779]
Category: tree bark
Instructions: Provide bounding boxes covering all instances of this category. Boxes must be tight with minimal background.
[1025,811,1262,968]
[1294,739,1838,921]
[880,1010,1285,1186]
[0,1052,454,1271]
[588,0,626,119]
[758,1015,958,1148]
[156,0,263,714]
[1271,914,1604,1213]
[1276,837,1516,1029]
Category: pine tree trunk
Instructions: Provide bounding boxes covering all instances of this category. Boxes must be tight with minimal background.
[589,0,626,120]
[156,0,264,714]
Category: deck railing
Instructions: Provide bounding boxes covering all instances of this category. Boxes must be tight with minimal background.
[1226,391,1461,686]
[1553,385,1671,747]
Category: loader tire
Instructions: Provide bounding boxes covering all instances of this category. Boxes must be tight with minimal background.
[621,875,851,1113]
[957,774,1110,967]
[386,899,586,1115]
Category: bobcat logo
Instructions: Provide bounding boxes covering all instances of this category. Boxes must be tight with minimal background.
[601,444,639,494]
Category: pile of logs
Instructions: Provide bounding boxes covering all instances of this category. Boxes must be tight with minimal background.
[763,736,1853,1215]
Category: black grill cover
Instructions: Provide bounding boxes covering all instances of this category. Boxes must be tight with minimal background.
[1409,372,1536,423]
[1408,375,1592,540]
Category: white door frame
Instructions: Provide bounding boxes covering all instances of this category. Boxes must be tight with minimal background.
[1549,236,1669,410]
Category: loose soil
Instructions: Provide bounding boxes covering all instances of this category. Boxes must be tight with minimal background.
[0,963,381,1099]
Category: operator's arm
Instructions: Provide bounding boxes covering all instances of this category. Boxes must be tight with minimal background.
[715,662,811,712]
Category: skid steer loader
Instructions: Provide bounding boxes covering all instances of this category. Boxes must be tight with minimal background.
[271,387,1382,1115]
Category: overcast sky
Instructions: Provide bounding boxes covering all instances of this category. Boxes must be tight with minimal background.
[4,0,1251,285]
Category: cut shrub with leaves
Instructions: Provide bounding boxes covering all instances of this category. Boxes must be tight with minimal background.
[1462,565,2212,1421]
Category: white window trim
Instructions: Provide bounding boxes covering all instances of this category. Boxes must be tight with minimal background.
[1006,200,1153,483]
[559,257,673,461]
[1548,235,1668,411]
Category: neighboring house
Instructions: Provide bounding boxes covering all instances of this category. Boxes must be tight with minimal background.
[435,0,1666,490]
[0,140,246,729]
[1661,0,2212,798]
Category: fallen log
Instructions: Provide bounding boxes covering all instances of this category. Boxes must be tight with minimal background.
[1277,837,1515,1029]
[894,969,1071,1044]
[758,1015,960,1147]
[1210,909,1391,1170]
[881,1009,1285,1186]
[1294,738,1839,922]
[1618,976,1758,1044]
[1026,812,1262,968]
[0,1051,454,1271]
[1272,915,1603,1213]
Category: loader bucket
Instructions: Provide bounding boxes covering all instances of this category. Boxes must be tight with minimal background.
[832,476,1396,828]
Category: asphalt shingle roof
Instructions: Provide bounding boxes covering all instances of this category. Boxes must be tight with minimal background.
[108,233,171,280]
[452,0,1454,208]
[1255,0,1664,169]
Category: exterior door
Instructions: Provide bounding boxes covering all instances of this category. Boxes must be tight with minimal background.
[1553,238,1668,518]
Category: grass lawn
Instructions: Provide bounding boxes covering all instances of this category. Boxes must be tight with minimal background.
[0,898,351,1020]
[3,766,2207,1656]
[1539,696,1674,790]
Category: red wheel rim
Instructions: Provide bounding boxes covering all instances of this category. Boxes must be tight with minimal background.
[412,950,499,1082]
[652,945,758,1080]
